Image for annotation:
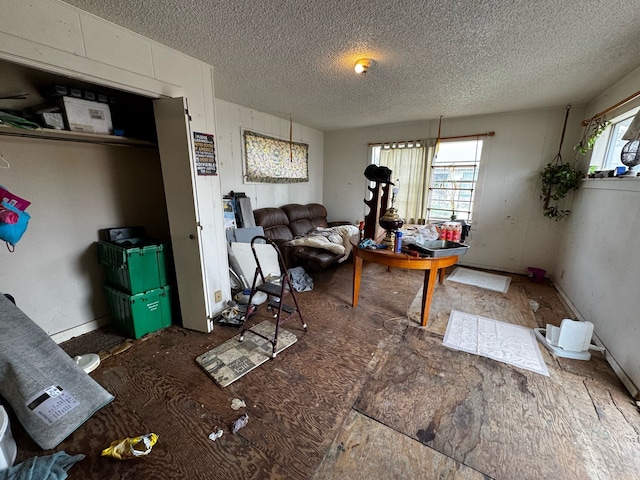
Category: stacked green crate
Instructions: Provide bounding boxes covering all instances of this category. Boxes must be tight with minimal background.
[102,285,172,339]
[98,241,172,339]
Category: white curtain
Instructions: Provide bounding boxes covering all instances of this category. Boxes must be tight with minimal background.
[379,139,436,224]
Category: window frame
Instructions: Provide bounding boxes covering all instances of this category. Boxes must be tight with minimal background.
[426,139,483,223]
[372,137,483,224]
[591,106,640,171]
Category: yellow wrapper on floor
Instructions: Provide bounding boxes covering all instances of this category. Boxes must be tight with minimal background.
[101,433,158,459]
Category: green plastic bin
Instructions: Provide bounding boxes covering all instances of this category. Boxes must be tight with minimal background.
[97,241,168,294]
[104,285,172,339]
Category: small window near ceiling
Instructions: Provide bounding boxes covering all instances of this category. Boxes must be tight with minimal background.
[591,107,640,171]
[427,139,482,222]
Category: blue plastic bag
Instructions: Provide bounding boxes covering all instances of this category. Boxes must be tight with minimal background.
[0,201,30,246]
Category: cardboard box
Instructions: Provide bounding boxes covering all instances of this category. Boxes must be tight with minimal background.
[61,96,113,134]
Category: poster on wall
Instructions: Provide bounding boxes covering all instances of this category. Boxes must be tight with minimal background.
[193,132,217,176]
[222,197,237,230]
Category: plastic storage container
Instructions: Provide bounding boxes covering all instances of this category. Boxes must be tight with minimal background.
[103,285,172,339]
[0,405,17,471]
[97,241,168,294]
[527,267,546,282]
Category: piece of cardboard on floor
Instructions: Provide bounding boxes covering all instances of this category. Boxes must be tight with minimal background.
[230,241,280,285]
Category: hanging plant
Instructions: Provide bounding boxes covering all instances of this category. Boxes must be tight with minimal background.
[540,161,583,219]
[574,116,610,156]
[539,105,584,220]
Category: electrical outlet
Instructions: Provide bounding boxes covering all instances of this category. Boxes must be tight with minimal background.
[214,290,222,302]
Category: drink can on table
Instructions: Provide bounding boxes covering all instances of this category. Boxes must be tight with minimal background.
[395,231,403,253]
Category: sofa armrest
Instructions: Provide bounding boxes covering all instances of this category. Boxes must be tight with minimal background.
[328,221,352,227]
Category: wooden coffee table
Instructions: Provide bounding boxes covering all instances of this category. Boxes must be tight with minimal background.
[350,236,458,326]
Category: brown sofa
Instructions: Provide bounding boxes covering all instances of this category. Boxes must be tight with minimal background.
[253,203,351,271]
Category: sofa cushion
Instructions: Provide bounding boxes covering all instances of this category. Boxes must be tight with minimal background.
[307,203,330,229]
[253,207,293,242]
[281,204,314,237]
[281,204,309,222]
[289,219,313,237]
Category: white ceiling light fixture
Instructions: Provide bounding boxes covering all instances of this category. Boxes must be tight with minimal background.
[354,58,372,75]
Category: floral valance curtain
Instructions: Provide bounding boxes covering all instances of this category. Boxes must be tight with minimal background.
[243,130,309,183]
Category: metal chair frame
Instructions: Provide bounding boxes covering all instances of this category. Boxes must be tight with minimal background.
[239,235,307,358]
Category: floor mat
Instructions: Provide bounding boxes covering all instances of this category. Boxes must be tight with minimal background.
[196,321,298,387]
[445,267,512,293]
[60,326,129,358]
[443,310,549,376]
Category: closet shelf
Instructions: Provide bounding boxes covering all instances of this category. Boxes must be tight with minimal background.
[0,125,157,148]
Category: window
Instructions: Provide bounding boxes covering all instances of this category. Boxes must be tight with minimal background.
[374,140,433,224]
[591,107,640,170]
[374,138,482,224]
[427,140,482,222]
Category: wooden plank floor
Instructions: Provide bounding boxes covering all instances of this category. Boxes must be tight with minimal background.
[10,262,640,479]
[312,410,486,480]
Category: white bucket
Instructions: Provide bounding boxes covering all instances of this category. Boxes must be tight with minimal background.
[0,405,17,471]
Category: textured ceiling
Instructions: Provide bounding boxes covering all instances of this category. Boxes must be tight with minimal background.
[63,0,640,131]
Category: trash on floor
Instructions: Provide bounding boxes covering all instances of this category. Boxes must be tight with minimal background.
[208,428,223,442]
[527,267,546,281]
[234,289,267,306]
[230,398,246,410]
[73,353,101,373]
[288,266,313,292]
[534,319,605,360]
[231,413,249,434]
[217,300,248,326]
[101,433,158,459]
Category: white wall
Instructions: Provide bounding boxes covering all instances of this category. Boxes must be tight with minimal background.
[0,0,228,339]
[324,106,586,274]
[555,65,640,396]
[0,138,169,336]
[215,99,324,209]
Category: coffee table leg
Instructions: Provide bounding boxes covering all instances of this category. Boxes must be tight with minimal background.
[420,268,438,327]
[352,255,363,308]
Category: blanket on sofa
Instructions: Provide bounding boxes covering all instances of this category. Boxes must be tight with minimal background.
[288,225,358,262]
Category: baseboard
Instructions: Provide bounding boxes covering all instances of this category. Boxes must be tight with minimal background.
[552,279,639,400]
[50,316,111,344]
[458,261,529,277]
